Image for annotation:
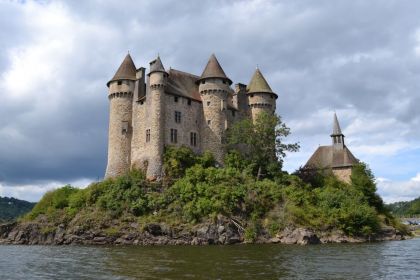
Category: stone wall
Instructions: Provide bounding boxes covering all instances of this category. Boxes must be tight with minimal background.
[199,78,231,164]
[105,80,134,178]
[332,167,352,183]
[144,72,166,179]
[248,92,276,122]
[164,94,203,154]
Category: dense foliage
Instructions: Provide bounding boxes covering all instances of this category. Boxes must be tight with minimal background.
[226,112,299,179]
[387,197,420,217]
[23,146,404,237]
[0,196,35,222]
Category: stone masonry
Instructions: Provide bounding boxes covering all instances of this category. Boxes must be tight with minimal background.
[105,54,278,179]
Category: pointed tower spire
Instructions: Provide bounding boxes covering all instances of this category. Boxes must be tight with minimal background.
[107,54,137,86]
[247,68,276,97]
[197,54,232,84]
[331,113,345,149]
[148,55,167,76]
[332,113,342,135]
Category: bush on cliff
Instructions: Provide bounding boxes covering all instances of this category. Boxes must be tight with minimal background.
[23,147,397,237]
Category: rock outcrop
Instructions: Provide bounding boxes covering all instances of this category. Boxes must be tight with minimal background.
[0,218,407,246]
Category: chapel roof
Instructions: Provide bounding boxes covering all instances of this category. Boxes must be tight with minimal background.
[332,113,343,136]
[304,146,359,169]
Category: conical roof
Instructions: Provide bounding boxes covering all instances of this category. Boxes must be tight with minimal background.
[332,113,343,136]
[148,55,167,76]
[107,54,137,86]
[247,68,274,94]
[198,54,232,84]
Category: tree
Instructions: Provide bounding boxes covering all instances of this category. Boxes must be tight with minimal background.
[226,112,299,179]
[351,163,385,212]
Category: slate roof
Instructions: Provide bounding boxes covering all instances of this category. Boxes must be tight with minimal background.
[304,145,358,169]
[247,68,274,94]
[166,69,201,101]
[332,113,343,135]
[107,54,137,86]
[198,54,232,85]
[149,56,166,75]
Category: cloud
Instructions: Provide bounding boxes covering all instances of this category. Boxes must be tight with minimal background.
[377,174,420,203]
[0,0,420,202]
[0,178,93,203]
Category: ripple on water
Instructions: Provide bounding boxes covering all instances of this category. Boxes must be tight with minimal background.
[0,239,419,279]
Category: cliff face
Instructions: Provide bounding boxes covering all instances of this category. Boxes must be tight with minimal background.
[0,216,406,246]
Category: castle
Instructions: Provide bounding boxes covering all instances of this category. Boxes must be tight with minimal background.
[105,54,278,179]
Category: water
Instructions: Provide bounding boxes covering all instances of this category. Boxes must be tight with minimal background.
[0,239,419,279]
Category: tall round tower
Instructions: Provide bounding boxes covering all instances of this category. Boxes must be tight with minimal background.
[197,54,232,164]
[105,54,136,178]
[247,68,278,122]
[146,56,167,179]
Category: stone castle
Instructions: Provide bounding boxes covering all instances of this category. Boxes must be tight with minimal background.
[105,54,278,179]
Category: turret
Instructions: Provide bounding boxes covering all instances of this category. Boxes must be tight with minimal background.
[105,54,136,178]
[146,56,167,179]
[331,113,345,150]
[197,54,232,164]
[247,68,277,122]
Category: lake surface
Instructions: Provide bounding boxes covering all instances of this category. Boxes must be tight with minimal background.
[0,238,419,279]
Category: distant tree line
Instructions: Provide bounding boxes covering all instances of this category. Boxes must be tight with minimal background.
[386,197,420,217]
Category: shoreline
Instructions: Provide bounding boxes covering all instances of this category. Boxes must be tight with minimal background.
[0,220,408,246]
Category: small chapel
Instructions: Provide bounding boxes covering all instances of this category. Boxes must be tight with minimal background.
[303,113,359,182]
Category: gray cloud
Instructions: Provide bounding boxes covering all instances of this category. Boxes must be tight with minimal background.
[0,0,420,202]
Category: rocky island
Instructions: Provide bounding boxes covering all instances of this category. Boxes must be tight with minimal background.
[0,144,409,246]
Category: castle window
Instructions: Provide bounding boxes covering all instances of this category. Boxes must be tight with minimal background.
[207,101,211,106]
[207,120,211,125]
[146,129,150,142]
[190,132,197,147]
[250,94,254,98]
[174,96,179,102]
[232,111,235,117]
[121,121,129,134]
[202,81,206,85]
[175,111,181,123]
[188,99,191,105]
[170,129,178,143]
[222,80,226,84]
[117,81,122,85]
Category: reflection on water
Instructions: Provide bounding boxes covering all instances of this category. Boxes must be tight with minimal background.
[0,239,419,279]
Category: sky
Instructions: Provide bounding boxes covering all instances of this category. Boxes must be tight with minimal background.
[0,0,419,203]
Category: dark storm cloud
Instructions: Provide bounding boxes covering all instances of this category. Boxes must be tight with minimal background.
[0,0,420,201]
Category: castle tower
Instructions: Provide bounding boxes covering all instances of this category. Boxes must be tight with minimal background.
[331,113,345,150]
[146,56,167,179]
[247,68,278,122]
[197,54,232,164]
[105,54,136,178]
